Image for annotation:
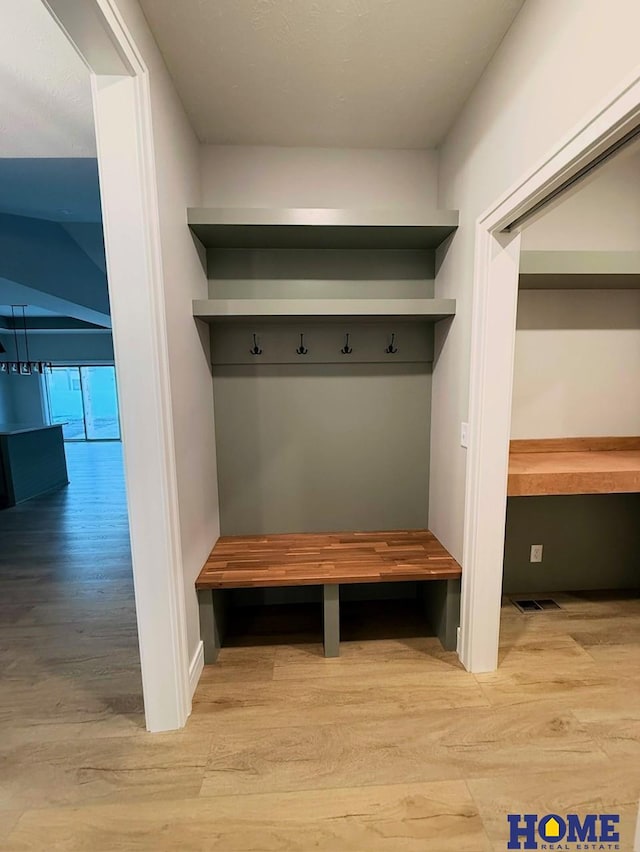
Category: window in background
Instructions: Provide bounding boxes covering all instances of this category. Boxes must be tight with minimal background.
[82,366,120,439]
[45,366,121,441]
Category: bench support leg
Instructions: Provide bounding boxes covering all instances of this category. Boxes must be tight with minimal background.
[323,583,340,658]
[422,578,461,652]
[198,589,227,664]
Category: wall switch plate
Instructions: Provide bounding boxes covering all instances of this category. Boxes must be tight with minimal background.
[460,422,469,448]
[530,544,543,563]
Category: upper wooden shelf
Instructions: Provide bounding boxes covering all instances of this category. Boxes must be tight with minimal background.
[187,207,459,250]
[519,251,640,289]
[508,437,640,497]
[193,297,456,323]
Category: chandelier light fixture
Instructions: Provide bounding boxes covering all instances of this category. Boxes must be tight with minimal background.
[0,306,52,376]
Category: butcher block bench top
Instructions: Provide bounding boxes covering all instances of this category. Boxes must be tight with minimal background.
[196,529,462,590]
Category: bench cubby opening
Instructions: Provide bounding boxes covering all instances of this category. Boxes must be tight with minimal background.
[196,531,462,660]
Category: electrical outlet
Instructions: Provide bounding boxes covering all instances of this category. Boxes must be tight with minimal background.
[460,422,469,448]
[456,626,461,653]
[530,544,543,563]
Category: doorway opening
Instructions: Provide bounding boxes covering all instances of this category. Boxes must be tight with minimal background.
[498,136,640,663]
[45,365,121,441]
[0,0,146,751]
[460,79,640,675]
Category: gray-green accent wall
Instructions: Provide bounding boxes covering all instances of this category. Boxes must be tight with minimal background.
[503,494,640,594]
[208,246,436,536]
[207,248,435,298]
[214,361,431,535]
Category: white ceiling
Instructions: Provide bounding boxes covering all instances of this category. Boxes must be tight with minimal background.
[0,158,102,222]
[140,0,524,149]
[0,0,96,157]
[0,305,60,319]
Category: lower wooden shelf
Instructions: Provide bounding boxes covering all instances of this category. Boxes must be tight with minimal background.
[508,437,640,497]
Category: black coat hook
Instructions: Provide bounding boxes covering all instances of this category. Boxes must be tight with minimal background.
[341,333,353,354]
[296,333,308,355]
[385,333,398,354]
[250,333,262,355]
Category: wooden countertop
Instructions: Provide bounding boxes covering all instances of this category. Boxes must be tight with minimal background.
[508,437,640,497]
[196,529,462,590]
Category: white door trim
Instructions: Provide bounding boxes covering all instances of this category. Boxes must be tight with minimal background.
[460,64,640,672]
[42,0,191,730]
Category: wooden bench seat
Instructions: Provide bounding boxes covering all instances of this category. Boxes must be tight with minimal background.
[196,530,462,661]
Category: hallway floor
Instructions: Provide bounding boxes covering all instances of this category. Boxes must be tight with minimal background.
[1,447,639,849]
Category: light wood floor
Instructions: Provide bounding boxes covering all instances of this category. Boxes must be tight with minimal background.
[2,445,639,850]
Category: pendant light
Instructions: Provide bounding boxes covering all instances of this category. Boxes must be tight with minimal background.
[0,306,52,375]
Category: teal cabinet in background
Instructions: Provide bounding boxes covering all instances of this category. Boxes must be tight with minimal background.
[0,424,68,509]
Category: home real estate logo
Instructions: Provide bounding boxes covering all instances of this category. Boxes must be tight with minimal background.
[507,812,620,850]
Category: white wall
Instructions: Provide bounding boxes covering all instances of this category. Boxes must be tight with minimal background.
[512,290,640,438]
[30,331,114,363]
[0,372,15,422]
[513,147,640,439]
[113,0,220,664]
[522,147,640,251]
[433,0,640,561]
[200,145,439,208]
[0,332,114,427]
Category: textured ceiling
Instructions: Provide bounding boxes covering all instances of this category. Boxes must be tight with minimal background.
[0,0,96,157]
[140,0,524,148]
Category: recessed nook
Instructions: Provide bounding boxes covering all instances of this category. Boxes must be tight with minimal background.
[192,207,461,658]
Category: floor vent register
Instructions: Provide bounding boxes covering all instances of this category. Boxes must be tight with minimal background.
[511,598,561,614]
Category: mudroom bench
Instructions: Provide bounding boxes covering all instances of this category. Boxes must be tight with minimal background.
[196,529,462,661]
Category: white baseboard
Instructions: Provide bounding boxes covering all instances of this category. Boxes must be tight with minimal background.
[189,640,204,699]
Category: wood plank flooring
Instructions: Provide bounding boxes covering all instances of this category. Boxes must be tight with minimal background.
[196,530,462,589]
[2,445,640,850]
